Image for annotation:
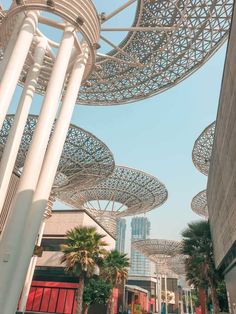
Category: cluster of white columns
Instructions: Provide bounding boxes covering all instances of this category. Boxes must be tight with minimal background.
[156,273,168,314]
[0,10,89,314]
[184,289,194,314]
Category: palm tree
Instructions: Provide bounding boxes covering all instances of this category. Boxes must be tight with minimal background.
[181,221,221,314]
[61,226,108,314]
[101,250,129,314]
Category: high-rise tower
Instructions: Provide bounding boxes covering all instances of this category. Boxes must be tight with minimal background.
[129,217,151,276]
[116,218,126,253]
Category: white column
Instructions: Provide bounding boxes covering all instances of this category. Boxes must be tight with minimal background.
[18,221,46,312]
[157,275,162,314]
[0,26,75,312]
[190,290,193,314]
[156,275,159,313]
[160,274,162,313]
[165,275,168,314]
[185,290,189,314]
[0,11,38,130]
[0,13,25,79]
[0,38,47,216]
[2,44,88,314]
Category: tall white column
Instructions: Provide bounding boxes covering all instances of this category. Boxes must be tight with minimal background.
[165,275,168,314]
[0,11,39,130]
[18,220,46,312]
[0,13,25,79]
[0,26,75,312]
[19,197,53,312]
[157,275,162,314]
[0,38,47,217]
[190,290,193,314]
[2,44,88,314]
[160,274,162,313]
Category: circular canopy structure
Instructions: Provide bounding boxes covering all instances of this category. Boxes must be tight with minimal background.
[132,239,182,276]
[0,115,115,192]
[192,122,215,176]
[191,190,208,219]
[0,0,233,105]
[0,0,100,90]
[57,165,168,217]
[132,239,182,261]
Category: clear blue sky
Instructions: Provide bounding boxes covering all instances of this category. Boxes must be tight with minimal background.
[1,1,227,248]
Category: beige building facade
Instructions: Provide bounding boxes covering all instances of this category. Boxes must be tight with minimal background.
[207,2,236,310]
[37,210,116,268]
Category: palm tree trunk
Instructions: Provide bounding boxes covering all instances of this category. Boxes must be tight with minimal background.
[199,288,207,314]
[209,280,220,314]
[107,291,114,314]
[76,274,85,314]
[83,304,89,314]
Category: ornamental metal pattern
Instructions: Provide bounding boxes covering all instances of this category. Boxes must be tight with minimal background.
[167,254,186,275]
[0,115,115,192]
[192,122,215,176]
[91,210,118,238]
[191,190,208,219]
[43,196,55,220]
[57,166,168,217]
[0,0,233,105]
[78,0,233,105]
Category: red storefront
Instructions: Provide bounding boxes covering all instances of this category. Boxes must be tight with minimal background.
[24,281,118,314]
[25,281,78,313]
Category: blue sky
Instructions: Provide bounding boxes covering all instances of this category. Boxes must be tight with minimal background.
[1,1,227,248]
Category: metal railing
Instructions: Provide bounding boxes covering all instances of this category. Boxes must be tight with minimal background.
[23,285,77,314]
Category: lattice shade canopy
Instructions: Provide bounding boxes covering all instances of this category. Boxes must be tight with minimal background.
[79,0,233,105]
[90,210,118,238]
[132,239,182,261]
[192,122,215,176]
[191,190,208,219]
[132,239,182,276]
[0,115,115,192]
[57,166,168,217]
[167,254,186,275]
[0,0,233,104]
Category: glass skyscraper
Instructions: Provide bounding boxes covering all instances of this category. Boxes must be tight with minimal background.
[116,218,126,253]
[129,217,151,276]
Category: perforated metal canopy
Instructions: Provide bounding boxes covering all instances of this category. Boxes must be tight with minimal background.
[191,190,208,219]
[56,165,168,217]
[167,254,186,275]
[80,0,233,105]
[0,115,115,192]
[0,0,233,105]
[132,239,182,276]
[132,239,182,261]
[192,122,215,176]
[89,210,118,238]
